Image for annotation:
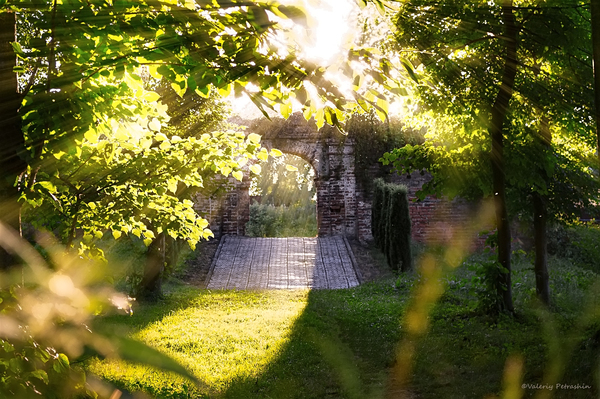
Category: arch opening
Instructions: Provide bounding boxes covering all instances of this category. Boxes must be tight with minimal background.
[245,153,318,237]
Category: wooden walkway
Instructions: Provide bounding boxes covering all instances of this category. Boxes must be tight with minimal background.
[206,236,360,290]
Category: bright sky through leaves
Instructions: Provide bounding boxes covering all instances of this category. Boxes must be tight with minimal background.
[231,0,360,119]
[300,0,357,64]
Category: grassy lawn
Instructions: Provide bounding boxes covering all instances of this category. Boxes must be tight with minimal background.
[87,244,600,398]
[87,282,406,398]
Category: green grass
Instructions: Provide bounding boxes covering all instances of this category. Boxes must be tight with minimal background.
[86,283,405,398]
[87,245,600,398]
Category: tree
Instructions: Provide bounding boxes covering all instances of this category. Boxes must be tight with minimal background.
[138,81,236,299]
[0,12,26,268]
[1,0,399,270]
[382,0,597,310]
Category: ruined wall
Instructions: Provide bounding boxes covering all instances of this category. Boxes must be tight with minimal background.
[354,169,489,248]
[193,177,250,237]
[196,113,488,249]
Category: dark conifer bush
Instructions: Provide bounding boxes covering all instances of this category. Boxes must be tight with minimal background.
[388,184,412,272]
[372,181,412,272]
[371,179,385,249]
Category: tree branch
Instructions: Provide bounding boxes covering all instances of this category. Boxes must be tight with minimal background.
[19,58,41,101]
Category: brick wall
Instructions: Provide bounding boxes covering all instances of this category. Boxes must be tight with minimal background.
[195,114,490,250]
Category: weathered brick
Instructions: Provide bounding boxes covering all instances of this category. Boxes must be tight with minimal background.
[195,114,489,250]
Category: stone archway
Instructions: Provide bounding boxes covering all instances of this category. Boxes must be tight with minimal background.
[195,113,366,239]
[257,113,357,237]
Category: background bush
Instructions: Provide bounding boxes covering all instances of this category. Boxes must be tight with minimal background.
[547,223,600,273]
[245,202,317,237]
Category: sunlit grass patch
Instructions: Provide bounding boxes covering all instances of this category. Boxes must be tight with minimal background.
[86,280,407,398]
[87,288,309,397]
[86,252,600,399]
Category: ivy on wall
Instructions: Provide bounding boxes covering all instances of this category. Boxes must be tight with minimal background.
[346,111,424,193]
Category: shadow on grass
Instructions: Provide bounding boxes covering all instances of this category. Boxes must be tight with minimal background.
[90,272,599,399]
[220,282,406,399]
[89,280,407,399]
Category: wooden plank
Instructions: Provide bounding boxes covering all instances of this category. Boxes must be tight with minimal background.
[304,238,317,288]
[333,236,359,288]
[313,237,329,289]
[267,238,287,289]
[287,238,307,288]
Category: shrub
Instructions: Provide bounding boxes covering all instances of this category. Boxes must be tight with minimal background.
[245,202,317,237]
[387,184,412,272]
[245,203,282,237]
[468,254,509,314]
[371,178,385,248]
[547,223,600,273]
[372,181,412,271]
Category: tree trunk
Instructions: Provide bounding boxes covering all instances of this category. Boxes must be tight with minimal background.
[489,1,518,313]
[0,12,27,269]
[138,233,166,301]
[532,116,551,305]
[591,0,600,166]
[165,236,182,272]
[532,193,550,305]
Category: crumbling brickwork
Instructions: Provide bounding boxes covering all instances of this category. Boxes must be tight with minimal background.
[196,113,488,248]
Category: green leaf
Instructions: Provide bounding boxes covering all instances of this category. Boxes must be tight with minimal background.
[257,148,268,161]
[30,369,49,385]
[53,353,70,373]
[232,170,243,181]
[167,178,178,194]
[37,181,57,193]
[171,82,186,98]
[270,149,283,157]
[400,58,419,83]
[315,107,325,129]
[250,164,261,174]
[149,118,161,131]
[195,86,211,98]
[84,129,99,144]
[277,5,308,27]
[248,133,261,144]
[280,100,292,119]
[143,91,161,102]
[10,42,24,57]
[218,83,231,97]
[111,336,198,383]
